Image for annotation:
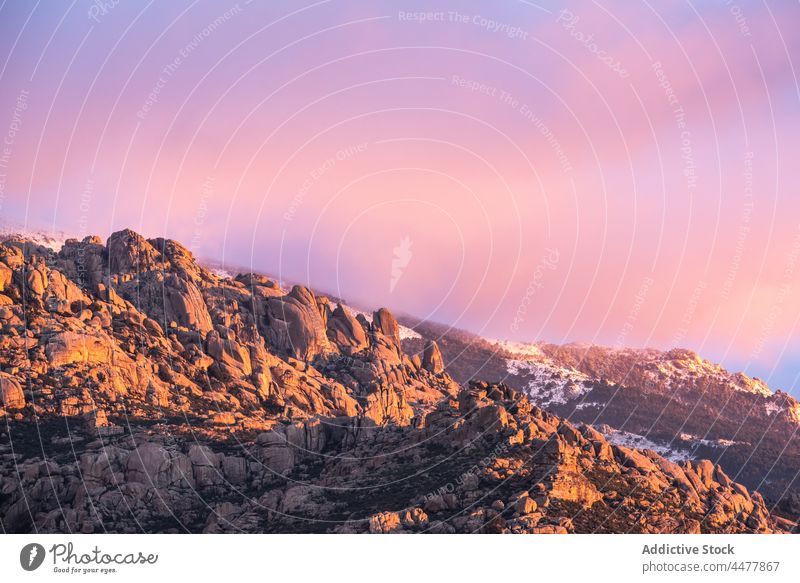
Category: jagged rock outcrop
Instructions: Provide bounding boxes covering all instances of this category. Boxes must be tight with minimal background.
[372,307,401,353]
[206,328,253,378]
[0,229,448,431]
[0,229,794,534]
[57,236,106,288]
[326,305,369,354]
[2,381,783,534]
[161,274,214,332]
[0,262,12,292]
[0,372,24,410]
[422,340,445,374]
[45,331,115,367]
[43,269,91,313]
[261,285,332,360]
[404,320,800,515]
[126,442,194,489]
[107,229,161,275]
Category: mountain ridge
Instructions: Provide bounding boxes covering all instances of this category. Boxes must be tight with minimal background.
[0,227,796,533]
[401,319,800,516]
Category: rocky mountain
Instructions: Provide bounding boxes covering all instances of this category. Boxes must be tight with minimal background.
[402,320,800,522]
[0,229,794,533]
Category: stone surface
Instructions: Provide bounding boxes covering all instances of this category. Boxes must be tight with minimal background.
[0,230,793,535]
[422,340,445,374]
[0,373,24,410]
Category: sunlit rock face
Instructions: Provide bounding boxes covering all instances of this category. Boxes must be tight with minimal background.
[0,230,794,534]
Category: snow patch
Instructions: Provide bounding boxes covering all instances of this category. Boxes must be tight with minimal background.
[647,355,772,398]
[0,222,70,252]
[507,359,591,407]
[679,433,746,448]
[488,339,545,359]
[764,399,800,424]
[209,267,234,279]
[601,427,693,462]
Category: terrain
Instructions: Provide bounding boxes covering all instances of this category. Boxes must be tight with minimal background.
[0,227,795,533]
[403,320,800,520]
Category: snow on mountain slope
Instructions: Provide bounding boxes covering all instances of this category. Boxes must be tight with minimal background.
[487,339,545,359]
[505,357,592,407]
[501,341,800,428]
[0,221,71,252]
[599,426,693,463]
[600,428,753,464]
[538,343,775,399]
[646,352,773,398]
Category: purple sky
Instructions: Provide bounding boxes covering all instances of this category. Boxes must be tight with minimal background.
[1,0,799,394]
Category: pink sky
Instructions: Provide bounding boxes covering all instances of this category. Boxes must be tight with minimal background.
[1,0,799,392]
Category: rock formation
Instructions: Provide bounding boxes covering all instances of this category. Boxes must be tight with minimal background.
[404,319,800,521]
[0,229,794,534]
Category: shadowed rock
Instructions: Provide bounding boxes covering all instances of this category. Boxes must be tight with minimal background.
[327,305,369,354]
[0,372,24,410]
[422,340,444,374]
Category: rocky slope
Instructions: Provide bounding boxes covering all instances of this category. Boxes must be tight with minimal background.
[402,321,800,521]
[0,229,793,533]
